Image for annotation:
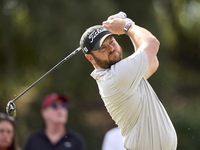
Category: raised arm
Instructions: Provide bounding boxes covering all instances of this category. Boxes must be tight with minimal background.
[127,24,160,79]
[103,18,160,79]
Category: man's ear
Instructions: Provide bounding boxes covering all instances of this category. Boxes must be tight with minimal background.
[85,53,100,69]
[85,54,94,63]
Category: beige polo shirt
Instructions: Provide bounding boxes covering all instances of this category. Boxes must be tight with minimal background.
[91,49,177,150]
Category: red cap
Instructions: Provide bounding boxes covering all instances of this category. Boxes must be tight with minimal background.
[41,93,68,110]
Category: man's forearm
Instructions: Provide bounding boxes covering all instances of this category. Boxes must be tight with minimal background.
[127,24,157,51]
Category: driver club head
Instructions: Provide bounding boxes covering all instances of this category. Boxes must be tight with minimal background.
[6,101,17,117]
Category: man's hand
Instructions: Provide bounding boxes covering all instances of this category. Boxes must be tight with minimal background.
[103,18,127,35]
[102,11,135,35]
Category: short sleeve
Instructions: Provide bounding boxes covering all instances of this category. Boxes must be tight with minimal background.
[111,49,149,91]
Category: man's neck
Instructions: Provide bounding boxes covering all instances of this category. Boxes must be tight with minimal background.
[45,123,66,144]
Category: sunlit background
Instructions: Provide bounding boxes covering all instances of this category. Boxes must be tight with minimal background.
[0,0,200,149]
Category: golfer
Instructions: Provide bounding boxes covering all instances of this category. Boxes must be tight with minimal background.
[80,12,177,150]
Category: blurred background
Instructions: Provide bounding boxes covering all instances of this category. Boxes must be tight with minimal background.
[0,0,200,149]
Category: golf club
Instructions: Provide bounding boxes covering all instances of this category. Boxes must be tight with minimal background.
[6,11,130,117]
[6,46,82,117]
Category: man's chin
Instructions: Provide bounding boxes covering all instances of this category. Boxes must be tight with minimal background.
[110,58,121,66]
[110,56,122,64]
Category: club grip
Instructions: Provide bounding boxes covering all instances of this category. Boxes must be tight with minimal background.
[114,11,127,19]
[108,11,127,20]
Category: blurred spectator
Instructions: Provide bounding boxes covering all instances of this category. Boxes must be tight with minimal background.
[0,112,19,150]
[22,93,86,150]
[102,127,126,150]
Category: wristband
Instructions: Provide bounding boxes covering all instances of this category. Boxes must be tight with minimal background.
[124,22,133,34]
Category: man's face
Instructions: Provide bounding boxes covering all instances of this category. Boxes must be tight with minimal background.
[42,100,68,125]
[89,36,122,69]
[0,121,14,149]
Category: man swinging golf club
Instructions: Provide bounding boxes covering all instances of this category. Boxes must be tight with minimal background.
[80,12,177,150]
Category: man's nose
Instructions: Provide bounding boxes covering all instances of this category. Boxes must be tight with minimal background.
[107,44,114,52]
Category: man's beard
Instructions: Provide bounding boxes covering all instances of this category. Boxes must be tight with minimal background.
[91,47,123,69]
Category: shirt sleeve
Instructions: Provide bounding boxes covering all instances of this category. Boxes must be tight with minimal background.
[111,48,149,92]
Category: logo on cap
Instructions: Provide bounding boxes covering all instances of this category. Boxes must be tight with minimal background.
[88,28,108,43]
[83,47,88,53]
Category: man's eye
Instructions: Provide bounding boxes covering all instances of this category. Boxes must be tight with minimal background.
[110,40,114,44]
[100,46,105,50]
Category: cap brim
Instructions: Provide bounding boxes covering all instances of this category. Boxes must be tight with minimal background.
[91,33,115,51]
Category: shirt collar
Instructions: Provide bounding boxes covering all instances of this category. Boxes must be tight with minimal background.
[90,69,107,80]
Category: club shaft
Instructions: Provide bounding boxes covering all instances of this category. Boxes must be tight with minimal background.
[12,47,82,102]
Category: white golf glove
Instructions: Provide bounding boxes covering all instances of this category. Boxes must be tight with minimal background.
[107,11,135,25]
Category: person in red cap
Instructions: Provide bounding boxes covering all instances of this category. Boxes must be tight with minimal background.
[22,93,86,150]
